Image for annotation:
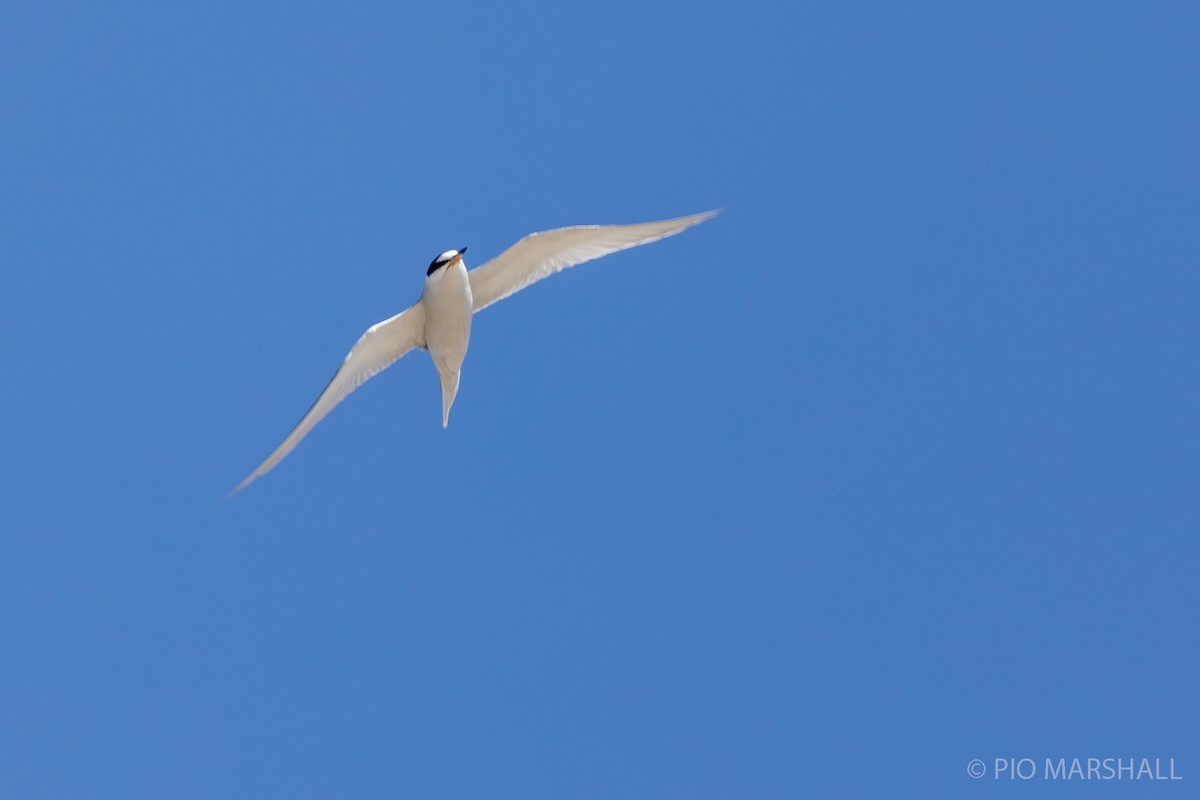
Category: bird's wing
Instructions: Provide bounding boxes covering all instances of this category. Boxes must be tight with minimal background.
[232,302,426,494]
[467,210,719,313]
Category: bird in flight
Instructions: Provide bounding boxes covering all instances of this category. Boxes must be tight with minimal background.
[233,210,718,493]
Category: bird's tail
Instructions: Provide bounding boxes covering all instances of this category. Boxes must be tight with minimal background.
[438,369,460,428]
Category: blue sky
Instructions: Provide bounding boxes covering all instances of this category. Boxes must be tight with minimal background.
[1,1,1196,797]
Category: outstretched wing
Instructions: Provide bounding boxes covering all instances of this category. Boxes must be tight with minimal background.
[233,302,426,494]
[467,210,719,313]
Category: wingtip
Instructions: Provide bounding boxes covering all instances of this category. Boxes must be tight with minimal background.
[670,209,722,230]
[227,473,256,499]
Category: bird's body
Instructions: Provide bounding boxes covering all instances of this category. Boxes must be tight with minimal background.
[420,256,473,426]
[233,210,718,493]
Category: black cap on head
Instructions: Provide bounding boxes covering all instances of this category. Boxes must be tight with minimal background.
[426,247,468,276]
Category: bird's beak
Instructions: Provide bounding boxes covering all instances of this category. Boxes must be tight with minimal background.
[449,247,467,267]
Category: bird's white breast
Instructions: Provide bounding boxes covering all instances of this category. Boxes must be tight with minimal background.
[421,262,473,370]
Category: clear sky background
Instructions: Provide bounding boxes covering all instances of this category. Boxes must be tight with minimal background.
[1,1,1196,797]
